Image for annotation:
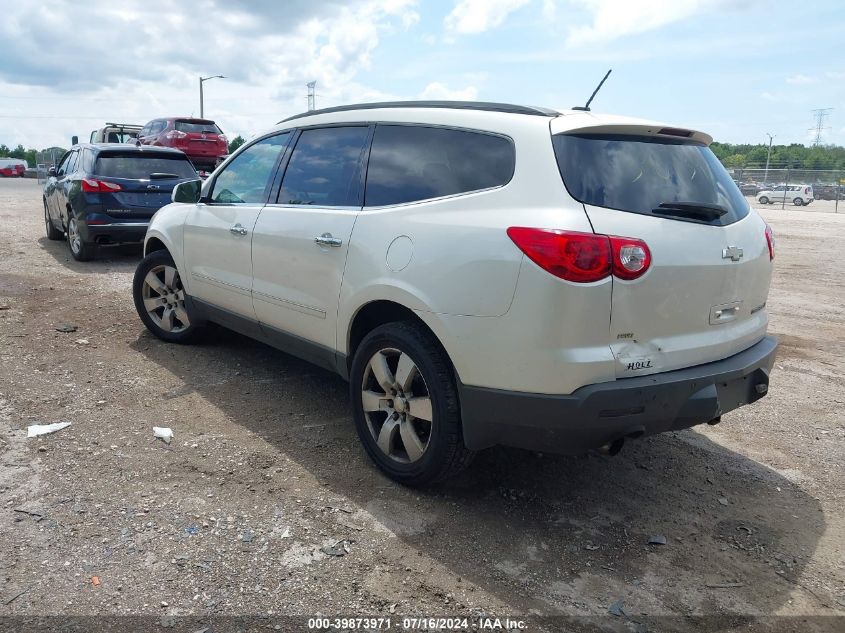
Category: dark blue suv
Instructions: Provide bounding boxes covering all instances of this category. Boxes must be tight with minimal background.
[43,144,198,261]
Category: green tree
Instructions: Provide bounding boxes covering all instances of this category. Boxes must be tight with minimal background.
[228,135,245,154]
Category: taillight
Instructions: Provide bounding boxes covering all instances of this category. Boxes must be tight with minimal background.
[609,236,651,280]
[81,179,122,193]
[165,130,188,140]
[507,228,652,283]
[218,134,227,144]
[764,224,775,261]
[507,228,610,282]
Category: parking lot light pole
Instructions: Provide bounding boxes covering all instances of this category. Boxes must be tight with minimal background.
[764,133,774,184]
[199,75,225,118]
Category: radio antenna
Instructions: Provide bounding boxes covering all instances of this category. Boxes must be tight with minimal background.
[573,69,612,112]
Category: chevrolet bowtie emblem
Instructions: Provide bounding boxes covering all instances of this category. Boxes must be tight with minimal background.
[722,246,744,261]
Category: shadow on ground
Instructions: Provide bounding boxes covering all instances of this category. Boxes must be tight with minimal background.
[132,327,825,619]
[38,236,142,274]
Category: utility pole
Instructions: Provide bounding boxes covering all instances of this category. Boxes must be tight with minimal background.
[764,133,774,184]
[199,75,225,118]
[307,81,316,111]
[809,108,832,146]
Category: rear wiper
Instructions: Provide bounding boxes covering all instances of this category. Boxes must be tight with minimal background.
[149,172,181,179]
[652,202,728,221]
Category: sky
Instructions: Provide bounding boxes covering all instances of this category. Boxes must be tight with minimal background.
[0,0,843,150]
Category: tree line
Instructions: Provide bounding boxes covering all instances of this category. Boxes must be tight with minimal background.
[3,137,844,171]
[0,137,247,167]
[710,142,845,170]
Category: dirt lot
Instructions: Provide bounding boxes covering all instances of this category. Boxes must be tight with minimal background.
[1,177,843,631]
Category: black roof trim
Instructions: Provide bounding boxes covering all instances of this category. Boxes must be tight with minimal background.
[279,101,559,123]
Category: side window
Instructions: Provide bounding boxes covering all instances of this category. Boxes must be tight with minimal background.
[364,125,515,207]
[55,152,71,177]
[139,124,150,138]
[277,126,369,207]
[60,150,79,177]
[68,150,80,174]
[210,133,290,204]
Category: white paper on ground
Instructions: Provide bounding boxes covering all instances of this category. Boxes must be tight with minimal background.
[153,426,173,444]
[27,422,72,438]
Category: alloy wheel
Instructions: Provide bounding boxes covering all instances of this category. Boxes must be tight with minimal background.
[361,347,433,463]
[140,264,191,333]
[67,217,81,254]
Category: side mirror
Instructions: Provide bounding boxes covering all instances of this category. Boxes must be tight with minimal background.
[48,167,57,178]
[71,135,79,146]
[172,179,202,204]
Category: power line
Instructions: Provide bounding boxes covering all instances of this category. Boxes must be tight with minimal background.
[306,81,316,112]
[810,108,833,146]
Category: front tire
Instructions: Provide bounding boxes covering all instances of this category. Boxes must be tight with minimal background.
[133,250,206,344]
[758,196,769,205]
[350,322,474,486]
[44,201,63,241]
[66,214,96,261]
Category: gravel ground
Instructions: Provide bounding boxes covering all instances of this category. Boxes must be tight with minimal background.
[0,178,843,631]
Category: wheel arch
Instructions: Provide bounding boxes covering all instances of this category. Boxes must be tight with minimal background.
[144,236,168,256]
[344,300,457,381]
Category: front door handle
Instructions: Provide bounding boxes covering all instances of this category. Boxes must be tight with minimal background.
[314,233,342,247]
[229,223,248,236]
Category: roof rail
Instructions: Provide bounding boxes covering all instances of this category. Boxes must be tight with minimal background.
[279,100,559,123]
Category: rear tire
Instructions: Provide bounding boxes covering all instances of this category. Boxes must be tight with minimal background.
[66,214,96,261]
[133,250,207,344]
[350,321,474,486]
[44,201,63,241]
[758,196,769,204]
[793,197,803,206]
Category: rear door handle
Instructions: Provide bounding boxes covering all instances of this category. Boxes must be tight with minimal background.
[314,233,342,247]
[229,223,248,236]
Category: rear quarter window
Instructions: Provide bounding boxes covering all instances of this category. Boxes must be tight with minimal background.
[364,125,515,207]
[552,134,749,225]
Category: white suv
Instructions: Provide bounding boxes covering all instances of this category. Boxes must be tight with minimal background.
[756,183,814,206]
[132,101,778,485]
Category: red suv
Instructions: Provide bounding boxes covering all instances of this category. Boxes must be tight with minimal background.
[138,118,228,171]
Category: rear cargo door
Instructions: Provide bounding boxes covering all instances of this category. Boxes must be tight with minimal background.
[93,153,198,219]
[175,120,223,161]
[552,130,773,377]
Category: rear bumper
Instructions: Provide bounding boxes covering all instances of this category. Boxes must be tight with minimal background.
[79,219,149,245]
[458,335,778,454]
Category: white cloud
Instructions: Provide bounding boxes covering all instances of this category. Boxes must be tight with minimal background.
[444,0,531,34]
[0,0,420,148]
[760,91,780,102]
[541,0,559,20]
[826,71,845,81]
[786,74,817,85]
[564,0,719,46]
[419,82,479,100]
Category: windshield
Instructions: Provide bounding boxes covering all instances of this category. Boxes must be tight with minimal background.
[175,120,222,134]
[94,155,197,179]
[552,134,749,225]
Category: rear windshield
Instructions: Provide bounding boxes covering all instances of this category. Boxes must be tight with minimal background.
[552,134,749,225]
[94,155,197,179]
[175,120,222,134]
